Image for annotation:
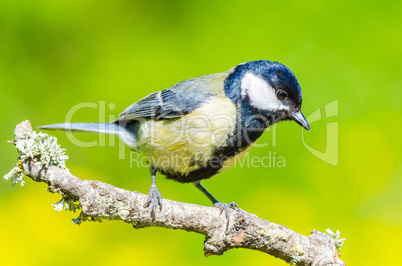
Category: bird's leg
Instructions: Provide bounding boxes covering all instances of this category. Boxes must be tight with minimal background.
[143,167,162,219]
[193,181,238,228]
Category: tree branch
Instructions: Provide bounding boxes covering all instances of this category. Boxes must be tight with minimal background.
[5,120,345,266]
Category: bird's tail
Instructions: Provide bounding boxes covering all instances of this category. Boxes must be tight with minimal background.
[38,122,122,135]
[38,122,138,149]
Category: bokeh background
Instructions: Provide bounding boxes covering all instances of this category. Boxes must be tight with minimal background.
[1,0,401,265]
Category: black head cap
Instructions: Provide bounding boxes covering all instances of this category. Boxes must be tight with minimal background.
[231,60,302,109]
[224,60,309,130]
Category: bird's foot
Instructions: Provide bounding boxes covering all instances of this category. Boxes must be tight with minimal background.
[213,201,239,229]
[143,185,163,219]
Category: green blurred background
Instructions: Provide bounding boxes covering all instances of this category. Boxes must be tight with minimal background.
[1,0,401,265]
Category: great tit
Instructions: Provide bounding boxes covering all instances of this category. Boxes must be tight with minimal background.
[39,60,310,221]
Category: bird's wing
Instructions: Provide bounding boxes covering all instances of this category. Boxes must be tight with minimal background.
[116,89,212,121]
[115,71,232,122]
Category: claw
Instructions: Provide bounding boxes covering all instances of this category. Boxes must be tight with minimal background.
[213,201,239,229]
[144,185,163,219]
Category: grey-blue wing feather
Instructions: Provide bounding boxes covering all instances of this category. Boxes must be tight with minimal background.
[156,89,212,119]
[116,89,212,121]
[116,72,231,122]
[118,92,162,120]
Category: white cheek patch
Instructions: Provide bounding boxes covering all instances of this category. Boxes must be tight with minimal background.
[241,72,289,111]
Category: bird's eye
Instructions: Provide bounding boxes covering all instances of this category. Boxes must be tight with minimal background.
[276,90,287,100]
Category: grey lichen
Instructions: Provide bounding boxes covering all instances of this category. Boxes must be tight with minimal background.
[289,250,302,265]
[4,123,77,222]
[4,130,69,186]
[326,229,345,253]
[16,131,69,168]
[289,237,304,265]
[261,225,290,245]
[72,212,103,225]
[52,196,80,213]
[72,212,87,225]
[4,160,25,186]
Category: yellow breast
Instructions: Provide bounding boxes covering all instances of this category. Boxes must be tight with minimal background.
[136,96,238,175]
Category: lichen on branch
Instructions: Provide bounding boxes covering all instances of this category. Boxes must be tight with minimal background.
[4,122,68,186]
[4,120,345,266]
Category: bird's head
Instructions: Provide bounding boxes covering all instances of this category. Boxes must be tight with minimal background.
[226,60,309,131]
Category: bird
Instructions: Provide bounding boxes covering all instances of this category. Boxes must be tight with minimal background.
[39,60,310,223]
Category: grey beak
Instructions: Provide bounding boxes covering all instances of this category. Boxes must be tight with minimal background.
[291,110,310,131]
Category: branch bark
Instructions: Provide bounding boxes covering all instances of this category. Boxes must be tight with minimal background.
[7,120,345,266]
